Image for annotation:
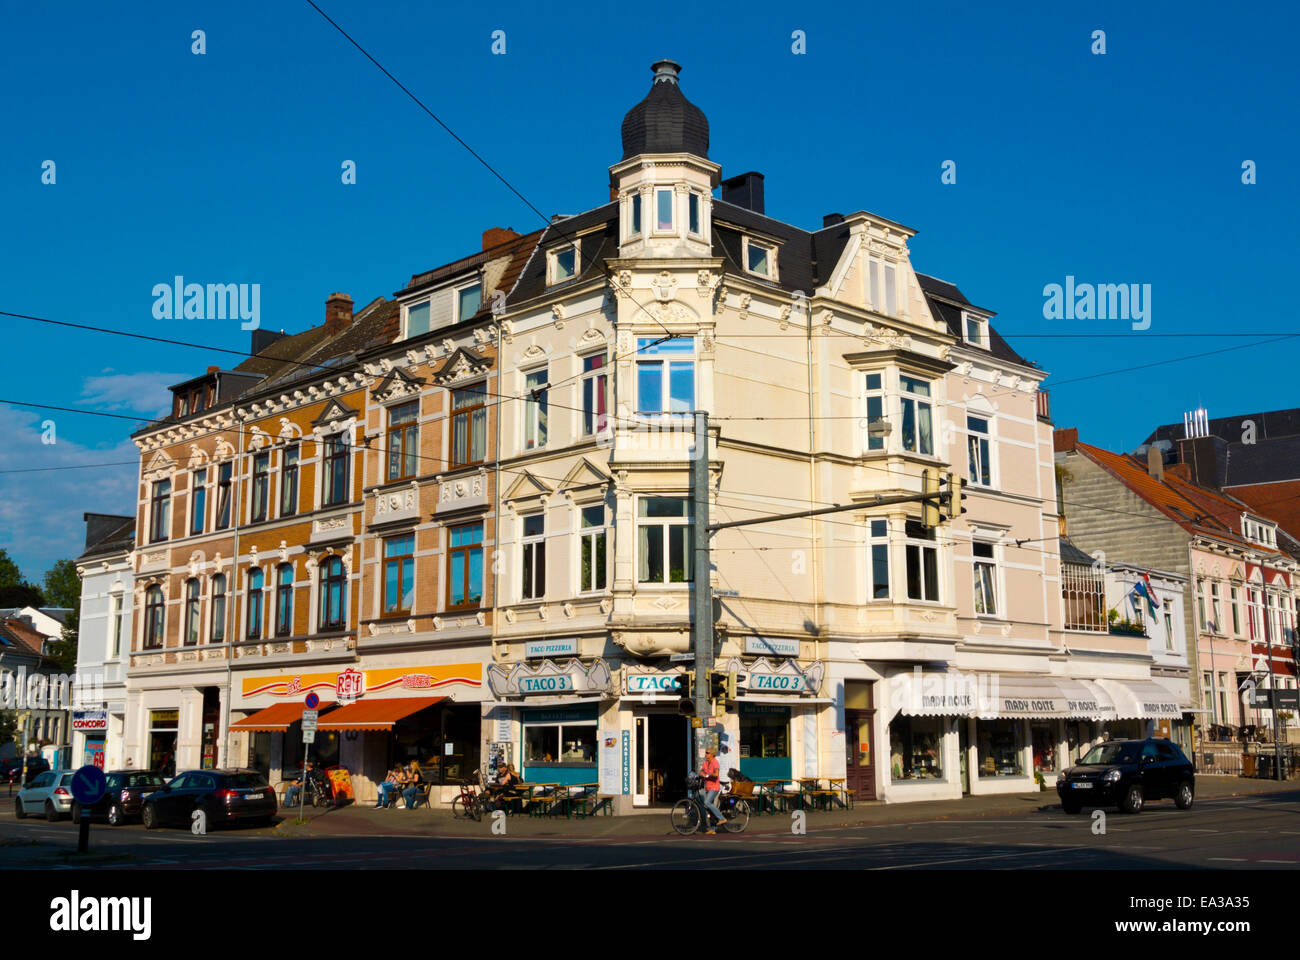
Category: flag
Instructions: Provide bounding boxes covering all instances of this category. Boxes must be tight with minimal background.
[1140,571,1162,609]
[1133,576,1160,617]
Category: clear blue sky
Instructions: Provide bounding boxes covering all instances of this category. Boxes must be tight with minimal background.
[2,1,1297,580]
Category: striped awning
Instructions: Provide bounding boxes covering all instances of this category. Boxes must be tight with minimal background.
[315,696,444,731]
[1056,678,1117,721]
[1095,679,1184,720]
[230,702,326,732]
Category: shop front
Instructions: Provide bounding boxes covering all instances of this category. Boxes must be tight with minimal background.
[72,710,108,769]
[725,652,829,788]
[622,664,691,806]
[1095,677,1187,743]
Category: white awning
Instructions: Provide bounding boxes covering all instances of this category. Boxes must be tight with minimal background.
[978,674,1071,718]
[1095,678,1184,719]
[1057,678,1118,721]
[734,695,832,705]
[1151,676,1194,710]
[890,670,978,717]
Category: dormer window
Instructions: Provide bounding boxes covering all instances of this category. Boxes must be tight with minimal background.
[456,281,482,321]
[406,299,431,338]
[1244,516,1277,547]
[549,244,578,285]
[963,312,988,348]
[744,237,776,279]
[868,257,898,316]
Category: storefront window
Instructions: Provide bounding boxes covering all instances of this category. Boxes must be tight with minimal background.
[391,703,481,785]
[521,707,598,783]
[148,710,179,777]
[977,719,1024,777]
[1031,721,1058,774]
[889,715,944,780]
[739,706,792,780]
[282,728,339,773]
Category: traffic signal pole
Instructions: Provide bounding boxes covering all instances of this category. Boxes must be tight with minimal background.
[692,411,712,729]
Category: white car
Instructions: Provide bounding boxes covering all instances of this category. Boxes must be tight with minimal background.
[14,769,75,821]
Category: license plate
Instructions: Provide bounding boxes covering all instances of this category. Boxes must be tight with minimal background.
[1073,782,1093,789]
[245,793,264,800]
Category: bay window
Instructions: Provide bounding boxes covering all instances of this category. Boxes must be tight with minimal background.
[636,337,694,415]
[899,375,934,455]
[184,579,201,646]
[638,497,692,584]
[905,519,940,602]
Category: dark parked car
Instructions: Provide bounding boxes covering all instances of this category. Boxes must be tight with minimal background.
[70,771,167,826]
[141,769,277,830]
[1057,738,1194,814]
[3,756,50,786]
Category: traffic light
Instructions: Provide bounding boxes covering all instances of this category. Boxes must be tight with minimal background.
[945,472,965,518]
[709,670,728,702]
[921,468,942,529]
[679,671,695,700]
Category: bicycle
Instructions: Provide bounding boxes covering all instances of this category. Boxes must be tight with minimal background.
[451,771,487,821]
[670,774,750,835]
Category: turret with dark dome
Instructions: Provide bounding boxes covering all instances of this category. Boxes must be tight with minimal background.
[620,59,709,160]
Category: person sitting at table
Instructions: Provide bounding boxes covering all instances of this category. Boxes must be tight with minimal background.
[376,764,403,808]
[401,762,425,810]
[284,760,313,807]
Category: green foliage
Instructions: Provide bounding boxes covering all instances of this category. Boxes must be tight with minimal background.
[0,549,44,608]
[0,711,17,751]
[0,549,23,590]
[41,559,81,672]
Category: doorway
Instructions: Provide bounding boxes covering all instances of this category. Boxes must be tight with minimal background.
[201,687,220,769]
[844,709,876,800]
[633,713,689,806]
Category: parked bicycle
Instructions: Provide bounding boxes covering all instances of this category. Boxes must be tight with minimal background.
[451,770,491,821]
[670,774,750,835]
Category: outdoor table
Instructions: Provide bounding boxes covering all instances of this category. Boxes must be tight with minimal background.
[762,779,794,813]
[528,783,563,818]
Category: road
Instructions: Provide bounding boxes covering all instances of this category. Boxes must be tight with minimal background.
[3,790,1300,869]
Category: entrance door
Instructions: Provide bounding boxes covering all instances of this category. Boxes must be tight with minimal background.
[634,713,690,806]
[844,709,876,801]
[633,717,650,806]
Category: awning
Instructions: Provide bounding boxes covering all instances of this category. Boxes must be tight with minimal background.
[1057,678,1117,721]
[890,670,978,717]
[1151,676,1194,710]
[734,695,833,705]
[316,696,444,731]
[978,674,1070,718]
[1095,679,1184,720]
[230,702,327,732]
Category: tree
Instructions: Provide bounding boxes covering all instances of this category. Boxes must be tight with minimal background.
[0,549,22,590]
[0,548,44,608]
[0,711,16,754]
[42,560,81,674]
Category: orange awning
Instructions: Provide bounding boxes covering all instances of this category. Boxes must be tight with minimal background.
[316,696,445,731]
[230,702,328,732]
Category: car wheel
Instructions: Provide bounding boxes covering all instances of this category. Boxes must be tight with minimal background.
[142,803,160,830]
[107,804,124,827]
[1061,800,1082,815]
[45,801,60,823]
[71,802,82,825]
[14,799,24,820]
[1120,784,1144,814]
[1175,781,1194,810]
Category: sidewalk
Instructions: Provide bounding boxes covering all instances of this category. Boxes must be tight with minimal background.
[271,776,1300,841]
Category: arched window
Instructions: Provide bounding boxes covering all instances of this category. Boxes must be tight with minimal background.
[144,585,165,649]
[275,564,294,637]
[247,569,264,640]
[319,556,345,630]
[184,579,201,646]
[211,574,227,642]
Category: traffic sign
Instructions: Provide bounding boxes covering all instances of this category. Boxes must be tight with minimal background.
[70,765,108,805]
[302,729,317,744]
[669,653,695,662]
[304,692,320,709]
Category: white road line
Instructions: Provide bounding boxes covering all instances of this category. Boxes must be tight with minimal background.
[1207,857,1247,862]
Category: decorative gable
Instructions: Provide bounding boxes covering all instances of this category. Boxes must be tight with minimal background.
[144,450,175,482]
[502,470,553,506]
[558,458,610,499]
[311,397,360,428]
[433,347,492,386]
[370,367,425,404]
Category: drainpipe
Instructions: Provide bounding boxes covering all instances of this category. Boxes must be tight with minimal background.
[223,415,245,769]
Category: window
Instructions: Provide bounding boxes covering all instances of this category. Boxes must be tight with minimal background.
[319,556,346,630]
[1249,589,1261,638]
[739,709,789,763]
[523,368,548,449]
[322,434,350,507]
[869,258,898,316]
[451,384,487,466]
[184,578,201,646]
[406,300,431,338]
[281,445,299,517]
[447,523,484,609]
[964,312,987,348]
[972,541,998,616]
[899,376,934,455]
[143,585,164,649]
[864,373,885,451]
[110,594,124,659]
[904,519,940,602]
[967,416,992,486]
[1203,672,1214,717]
[1210,582,1222,632]
[250,452,270,522]
[1164,608,1175,651]
[688,193,701,235]
[386,402,419,482]
[457,282,482,321]
[889,715,944,780]
[746,239,773,277]
[149,480,171,543]
[551,246,576,283]
[1197,579,1207,631]
[215,462,233,530]
[629,193,642,237]
[524,719,596,766]
[211,574,226,643]
[247,569,264,640]
[579,505,608,593]
[656,188,674,231]
[1231,586,1241,635]
[581,353,609,434]
[382,535,415,617]
[977,719,1023,777]
[519,515,547,600]
[275,564,294,637]
[868,519,890,600]
[636,337,694,414]
[191,470,207,535]
[637,497,692,584]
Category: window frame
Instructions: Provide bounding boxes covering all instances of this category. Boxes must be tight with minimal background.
[548,243,579,286]
[867,518,890,601]
[385,401,420,483]
[211,574,227,643]
[967,415,993,487]
[523,367,549,451]
[190,469,207,536]
[904,519,941,603]
[322,433,351,507]
[635,337,695,416]
[274,563,294,637]
[863,372,886,452]
[184,578,201,646]
[246,568,264,640]
[404,298,432,339]
[451,384,487,467]
[653,187,675,235]
[446,522,485,611]
[581,352,609,436]
[636,496,693,585]
[628,192,642,239]
[520,514,547,601]
[687,192,702,237]
[868,257,899,317]
[280,444,299,517]
[381,534,415,619]
[319,556,346,631]
[250,451,271,523]
[455,280,483,323]
[109,592,124,658]
[972,540,999,617]
[899,375,936,456]
[963,311,988,348]
[578,504,608,594]
[742,236,776,279]
[143,585,165,650]
[215,461,233,530]
[149,480,171,544]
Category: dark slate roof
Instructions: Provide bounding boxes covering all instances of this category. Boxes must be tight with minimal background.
[256,299,399,393]
[621,60,709,160]
[508,204,621,307]
[1223,435,1300,485]
[1144,408,1300,447]
[916,272,1036,370]
[1059,537,1098,567]
[76,515,135,562]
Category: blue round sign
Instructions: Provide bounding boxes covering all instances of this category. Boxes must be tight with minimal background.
[305,692,320,709]
[71,765,108,805]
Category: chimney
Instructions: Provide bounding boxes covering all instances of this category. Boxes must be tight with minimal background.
[1176,435,1227,490]
[609,181,619,203]
[250,329,288,355]
[206,365,219,374]
[822,213,845,228]
[1053,427,1078,453]
[325,293,353,335]
[1146,444,1164,482]
[482,227,520,251]
[721,172,765,214]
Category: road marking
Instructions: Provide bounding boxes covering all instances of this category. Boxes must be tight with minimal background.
[1207,857,1246,862]
[872,845,1085,870]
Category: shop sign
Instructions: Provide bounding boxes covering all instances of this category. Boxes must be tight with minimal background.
[744,636,800,657]
[521,674,575,694]
[727,657,825,697]
[599,729,622,795]
[241,663,482,701]
[525,638,579,658]
[624,670,683,695]
[486,658,613,699]
[336,668,364,704]
[72,710,108,732]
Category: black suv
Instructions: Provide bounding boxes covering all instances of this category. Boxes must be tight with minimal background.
[1057,738,1194,814]
[2,756,50,786]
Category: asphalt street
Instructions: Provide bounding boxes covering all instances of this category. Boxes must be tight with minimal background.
[3,790,1299,870]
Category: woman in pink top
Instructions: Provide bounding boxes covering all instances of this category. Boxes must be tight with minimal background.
[698,748,726,834]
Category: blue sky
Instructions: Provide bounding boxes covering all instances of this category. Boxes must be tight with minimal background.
[2,1,1297,579]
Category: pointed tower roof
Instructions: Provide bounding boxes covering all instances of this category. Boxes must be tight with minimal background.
[620,59,709,160]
